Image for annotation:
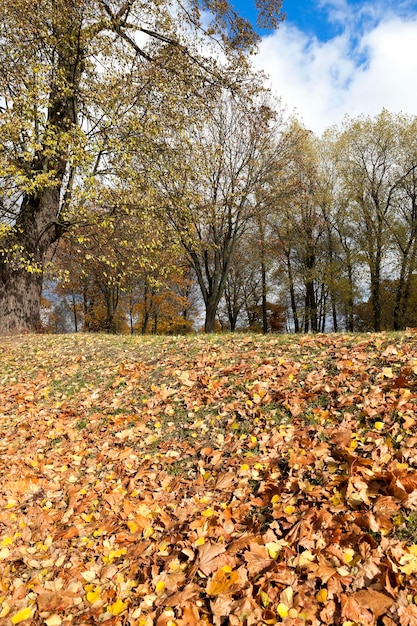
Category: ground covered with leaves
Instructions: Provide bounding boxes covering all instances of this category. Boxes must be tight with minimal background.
[1,332,417,626]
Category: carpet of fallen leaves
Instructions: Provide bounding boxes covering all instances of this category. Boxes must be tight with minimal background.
[1,332,417,626]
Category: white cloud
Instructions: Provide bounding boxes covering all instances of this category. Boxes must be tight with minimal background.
[253,13,417,134]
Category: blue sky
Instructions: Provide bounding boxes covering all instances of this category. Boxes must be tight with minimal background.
[233,0,345,40]
[233,0,417,40]
[230,0,417,133]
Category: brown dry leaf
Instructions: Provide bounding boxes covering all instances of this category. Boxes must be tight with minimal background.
[341,595,375,624]
[197,543,226,576]
[351,590,394,618]
[176,603,201,625]
[320,599,337,624]
[398,605,417,626]
[244,542,273,576]
[210,595,235,626]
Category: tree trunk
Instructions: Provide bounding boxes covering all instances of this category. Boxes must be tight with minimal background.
[305,279,318,332]
[394,256,408,330]
[370,263,381,332]
[286,254,299,333]
[394,234,417,330]
[332,297,338,332]
[346,255,355,332]
[0,186,63,335]
[0,266,43,335]
[204,299,218,333]
[261,258,268,334]
[71,293,79,332]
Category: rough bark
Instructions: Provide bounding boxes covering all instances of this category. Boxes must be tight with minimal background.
[204,298,219,333]
[0,266,43,335]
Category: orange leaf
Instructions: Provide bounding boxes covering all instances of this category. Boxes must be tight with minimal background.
[206,567,239,596]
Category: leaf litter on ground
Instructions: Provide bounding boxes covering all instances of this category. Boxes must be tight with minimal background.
[1,332,417,625]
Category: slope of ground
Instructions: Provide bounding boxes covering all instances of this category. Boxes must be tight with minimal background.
[1,332,417,626]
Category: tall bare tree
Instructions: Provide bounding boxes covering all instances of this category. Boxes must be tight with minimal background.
[161,92,285,332]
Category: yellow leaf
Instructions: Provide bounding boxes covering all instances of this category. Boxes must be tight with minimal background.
[316,588,328,603]
[399,552,417,574]
[0,601,11,618]
[221,565,232,573]
[207,568,239,595]
[291,550,316,567]
[284,505,295,514]
[240,464,249,471]
[277,603,289,618]
[265,541,287,559]
[155,581,165,593]
[201,508,215,518]
[0,547,10,560]
[86,587,101,603]
[330,490,343,505]
[1,536,13,547]
[343,548,355,564]
[11,607,33,624]
[158,541,169,555]
[374,421,384,430]
[103,546,127,564]
[260,590,270,607]
[195,537,205,546]
[107,598,127,616]
[127,520,139,533]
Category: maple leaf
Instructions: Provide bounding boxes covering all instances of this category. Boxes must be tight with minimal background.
[197,543,226,576]
[244,542,273,575]
[341,594,374,624]
[399,604,417,626]
[206,566,240,595]
[351,590,394,619]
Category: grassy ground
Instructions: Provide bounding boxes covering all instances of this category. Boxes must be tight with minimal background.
[1,331,417,625]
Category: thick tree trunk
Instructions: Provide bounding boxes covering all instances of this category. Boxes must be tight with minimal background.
[0,186,62,335]
[0,267,43,335]
[204,299,218,333]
